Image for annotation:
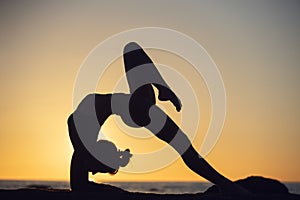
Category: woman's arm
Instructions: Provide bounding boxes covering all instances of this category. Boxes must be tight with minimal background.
[70,151,89,191]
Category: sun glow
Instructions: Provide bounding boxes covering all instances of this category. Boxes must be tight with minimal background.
[0,1,299,182]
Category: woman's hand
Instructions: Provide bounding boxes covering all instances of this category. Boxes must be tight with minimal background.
[119,149,133,167]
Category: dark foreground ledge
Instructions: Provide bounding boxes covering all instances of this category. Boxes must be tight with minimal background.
[1,176,299,200]
[0,189,299,200]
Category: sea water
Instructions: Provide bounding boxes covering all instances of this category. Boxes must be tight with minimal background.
[0,180,299,194]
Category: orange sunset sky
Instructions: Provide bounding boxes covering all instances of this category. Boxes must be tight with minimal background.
[0,1,299,182]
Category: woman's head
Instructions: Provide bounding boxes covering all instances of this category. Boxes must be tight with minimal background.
[87,140,132,175]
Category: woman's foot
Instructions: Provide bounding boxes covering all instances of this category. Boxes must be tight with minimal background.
[157,87,182,112]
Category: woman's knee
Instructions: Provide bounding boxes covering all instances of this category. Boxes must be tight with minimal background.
[128,90,155,127]
[129,101,152,126]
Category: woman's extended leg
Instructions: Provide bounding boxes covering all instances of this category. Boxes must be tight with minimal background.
[143,105,232,186]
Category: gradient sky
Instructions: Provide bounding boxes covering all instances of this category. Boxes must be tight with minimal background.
[0,1,299,182]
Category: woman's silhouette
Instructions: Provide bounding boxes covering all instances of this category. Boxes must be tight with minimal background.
[68,42,248,194]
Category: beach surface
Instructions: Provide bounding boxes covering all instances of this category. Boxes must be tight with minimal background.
[1,176,299,200]
[1,188,300,200]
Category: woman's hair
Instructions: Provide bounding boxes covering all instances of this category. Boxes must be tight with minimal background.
[92,140,132,175]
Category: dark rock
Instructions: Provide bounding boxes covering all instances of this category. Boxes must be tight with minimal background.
[204,176,289,194]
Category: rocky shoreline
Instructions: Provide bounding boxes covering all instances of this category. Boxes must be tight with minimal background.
[1,176,299,200]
